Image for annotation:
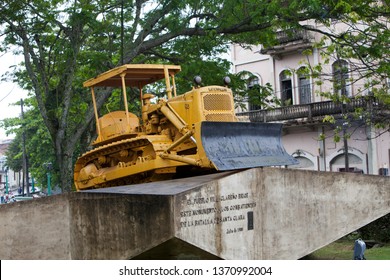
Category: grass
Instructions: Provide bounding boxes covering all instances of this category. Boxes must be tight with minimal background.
[304,239,390,260]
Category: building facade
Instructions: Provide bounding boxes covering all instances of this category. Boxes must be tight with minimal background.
[0,140,23,194]
[231,24,390,175]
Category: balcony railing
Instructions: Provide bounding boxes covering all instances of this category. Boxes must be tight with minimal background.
[236,97,384,123]
[260,27,314,55]
[275,29,312,44]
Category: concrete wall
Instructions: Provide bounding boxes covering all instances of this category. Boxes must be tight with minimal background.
[69,193,173,259]
[0,193,174,259]
[0,195,71,259]
[175,168,390,259]
[0,168,389,259]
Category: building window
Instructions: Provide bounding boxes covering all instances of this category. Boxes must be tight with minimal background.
[248,76,259,88]
[298,67,311,104]
[280,70,293,105]
[247,76,262,111]
[332,60,350,96]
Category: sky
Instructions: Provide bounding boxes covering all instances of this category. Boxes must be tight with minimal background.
[0,51,28,140]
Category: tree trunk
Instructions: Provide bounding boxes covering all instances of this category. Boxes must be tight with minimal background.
[60,153,75,193]
[55,141,76,193]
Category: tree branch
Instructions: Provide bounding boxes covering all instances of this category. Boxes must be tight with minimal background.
[67,88,112,150]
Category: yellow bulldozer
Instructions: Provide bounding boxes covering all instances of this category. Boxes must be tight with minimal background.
[74,64,297,190]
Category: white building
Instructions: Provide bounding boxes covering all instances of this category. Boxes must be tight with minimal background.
[231,23,390,175]
[0,140,23,193]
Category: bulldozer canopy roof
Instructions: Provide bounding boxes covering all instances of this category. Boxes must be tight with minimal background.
[83,64,181,88]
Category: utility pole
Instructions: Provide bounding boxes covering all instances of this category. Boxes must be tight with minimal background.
[121,0,124,66]
[120,0,125,109]
[21,99,30,196]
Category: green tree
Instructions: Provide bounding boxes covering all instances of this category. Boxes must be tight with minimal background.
[359,215,390,243]
[2,0,383,191]
[4,133,23,173]
[229,71,281,111]
[3,99,58,191]
[300,1,390,128]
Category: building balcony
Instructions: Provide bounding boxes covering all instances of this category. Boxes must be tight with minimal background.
[236,96,386,125]
[260,28,314,56]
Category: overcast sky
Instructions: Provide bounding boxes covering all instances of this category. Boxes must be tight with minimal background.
[0,51,28,140]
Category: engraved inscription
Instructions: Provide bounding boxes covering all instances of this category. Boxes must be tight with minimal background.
[179,192,257,234]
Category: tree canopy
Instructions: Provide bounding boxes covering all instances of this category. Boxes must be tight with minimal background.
[309,2,389,94]
[0,0,389,191]
[300,1,390,141]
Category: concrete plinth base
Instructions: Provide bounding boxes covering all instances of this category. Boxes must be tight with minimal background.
[0,168,389,259]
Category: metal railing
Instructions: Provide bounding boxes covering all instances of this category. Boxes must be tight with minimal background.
[236,97,383,123]
[274,29,312,44]
[260,27,314,54]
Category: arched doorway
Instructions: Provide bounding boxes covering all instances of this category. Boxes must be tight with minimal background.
[328,148,366,173]
[291,150,317,170]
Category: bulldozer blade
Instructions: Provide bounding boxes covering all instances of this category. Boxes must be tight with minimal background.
[200,122,298,170]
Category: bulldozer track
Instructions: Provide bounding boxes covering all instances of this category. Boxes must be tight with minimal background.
[82,171,174,189]
[74,137,151,173]
[74,136,177,190]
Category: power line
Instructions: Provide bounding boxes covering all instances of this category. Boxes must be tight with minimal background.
[0,84,16,103]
